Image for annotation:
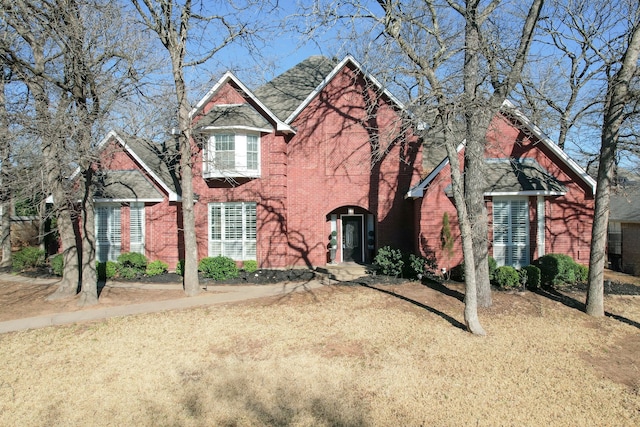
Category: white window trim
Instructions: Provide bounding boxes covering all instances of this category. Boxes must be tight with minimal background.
[537,196,545,257]
[208,202,257,261]
[203,131,261,179]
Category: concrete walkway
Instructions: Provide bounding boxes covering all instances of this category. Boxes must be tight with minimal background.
[0,275,325,334]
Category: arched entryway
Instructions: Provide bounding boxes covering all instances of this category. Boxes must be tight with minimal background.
[326,206,375,264]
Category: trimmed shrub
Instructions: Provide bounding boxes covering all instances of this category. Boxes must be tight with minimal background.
[373,246,404,277]
[574,263,589,283]
[243,260,258,273]
[450,256,498,282]
[50,254,64,276]
[96,261,117,280]
[12,246,45,272]
[522,264,541,289]
[175,259,185,276]
[534,253,579,288]
[146,260,168,277]
[198,256,239,280]
[493,266,520,289]
[117,252,148,272]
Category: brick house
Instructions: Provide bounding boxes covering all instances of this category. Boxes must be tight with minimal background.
[92,55,594,272]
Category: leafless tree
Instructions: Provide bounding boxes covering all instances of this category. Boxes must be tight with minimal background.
[586,10,640,316]
[130,0,270,296]
[1,0,151,305]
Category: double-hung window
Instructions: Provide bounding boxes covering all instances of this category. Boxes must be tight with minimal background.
[493,198,529,268]
[129,202,145,255]
[96,204,121,262]
[208,202,257,260]
[204,133,261,178]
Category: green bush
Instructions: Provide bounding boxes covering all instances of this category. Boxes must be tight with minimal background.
[535,253,581,288]
[12,246,45,272]
[373,246,404,277]
[96,261,117,280]
[146,260,168,277]
[175,259,185,276]
[198,256,239,280]
[243,260,258,273]
[50,254,64,276]
[522,265,541,289]
[405,254,426,279]
[450,256,497,282]
[493,266,520,289]
[574,263,589,283]
[117,252,148,272]
[117,266,139,279]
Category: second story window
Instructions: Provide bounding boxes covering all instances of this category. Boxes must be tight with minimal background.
[204,132,261,178]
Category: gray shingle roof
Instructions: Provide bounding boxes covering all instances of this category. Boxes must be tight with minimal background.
[94,170,163,201]
[484,158,566,194]
[253,56,338,122]
[443,158,566,196]
[122,136,179,195]
[610,183,640,223]
[195,104,271,129]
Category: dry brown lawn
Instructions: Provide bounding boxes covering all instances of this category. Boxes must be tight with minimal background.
[0,280,639,426]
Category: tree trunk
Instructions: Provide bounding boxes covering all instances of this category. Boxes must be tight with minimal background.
[0,73,11,269]
[586,19,640,316]
[173,61,200,297]
[77,169,98,307]
[443,126,486,336]
[462,11,492,308]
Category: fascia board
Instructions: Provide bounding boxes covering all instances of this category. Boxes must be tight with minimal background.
[405,141,466,199]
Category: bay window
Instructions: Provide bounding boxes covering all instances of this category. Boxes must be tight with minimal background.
[204,132,261,178]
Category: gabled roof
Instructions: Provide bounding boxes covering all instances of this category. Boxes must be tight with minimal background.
[96,130,180,201]
[94,170,164,202]
[191,72,294,133]
[406,101,597,198]
[193,55,408,134]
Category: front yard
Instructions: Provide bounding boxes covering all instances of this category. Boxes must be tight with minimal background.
[0,280,638,426]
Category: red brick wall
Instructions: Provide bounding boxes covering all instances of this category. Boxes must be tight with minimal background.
[417,113,594,270]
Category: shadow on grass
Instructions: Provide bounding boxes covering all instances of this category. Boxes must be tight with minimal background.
[357,282,467,331]
[534,287,640,330]
[422,279,465,302]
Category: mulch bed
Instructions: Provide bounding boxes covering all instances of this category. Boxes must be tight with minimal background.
[13,267,640,295]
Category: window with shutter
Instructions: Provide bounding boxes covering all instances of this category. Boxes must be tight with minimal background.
[96,204,121,262]
[493,198,529,268]
[130,202,145,255]
[208,202,257,260]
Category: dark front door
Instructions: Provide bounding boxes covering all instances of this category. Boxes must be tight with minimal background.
[342,216,363,263]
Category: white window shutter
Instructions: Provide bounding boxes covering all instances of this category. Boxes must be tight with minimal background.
[130,202,145,255]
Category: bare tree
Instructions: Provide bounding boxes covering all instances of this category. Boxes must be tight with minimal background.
[517,0,605,151]
[1,0,150,305]
[130,0,266,296]
[587,14,640,316]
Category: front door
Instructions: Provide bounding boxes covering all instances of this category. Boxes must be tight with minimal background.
[342,216,363,263]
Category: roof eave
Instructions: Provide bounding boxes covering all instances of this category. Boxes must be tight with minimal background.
[192,71,295,135]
